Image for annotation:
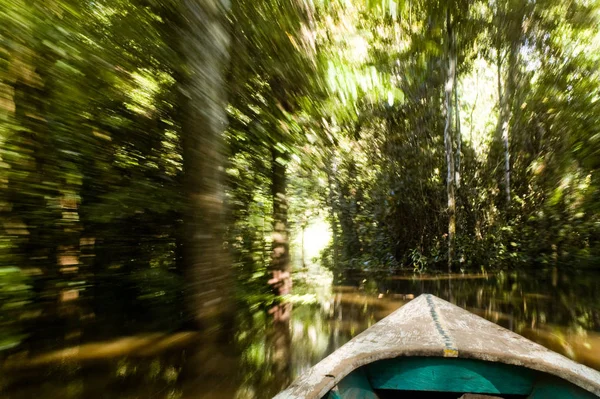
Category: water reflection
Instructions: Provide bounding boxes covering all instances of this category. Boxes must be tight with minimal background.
[1,270,599,398]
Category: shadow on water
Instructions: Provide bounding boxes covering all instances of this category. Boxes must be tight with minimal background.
[1,269,600,398]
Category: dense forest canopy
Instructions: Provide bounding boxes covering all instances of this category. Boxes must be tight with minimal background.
[1,0,600,395]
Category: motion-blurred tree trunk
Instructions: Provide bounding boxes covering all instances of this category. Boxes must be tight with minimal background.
[337,179,362,261]
[267,302,292,396]
[326,166,340,271]
[495,0,521,206]
[496,48,512,206]
[269,145,291,295]
[179,0,233,331]
[444,7,457,272]
[454,65,461,190]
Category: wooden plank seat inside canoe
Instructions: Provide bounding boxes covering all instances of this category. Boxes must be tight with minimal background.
[275,294,600,399]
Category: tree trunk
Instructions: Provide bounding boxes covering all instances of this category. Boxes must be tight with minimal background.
[504,42,518,205]
[267,302,292,396]
[496,47,515,206]
[335,162,362,262]
[496,54,511,206]
[179,0,233,329]
[444,8,456,272]
[268,145,292,395]
[496,2,518,206]
[269,146,291,296]
[502,91,511,204]
[454,63,461,190]
[301,223,306,268]
[326,163,340,270]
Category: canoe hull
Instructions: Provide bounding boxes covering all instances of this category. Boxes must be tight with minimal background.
[275,294,600,399]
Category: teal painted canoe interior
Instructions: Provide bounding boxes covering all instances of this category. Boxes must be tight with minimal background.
[324,357,598,399]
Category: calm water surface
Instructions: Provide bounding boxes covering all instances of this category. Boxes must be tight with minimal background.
[1,270,599,399]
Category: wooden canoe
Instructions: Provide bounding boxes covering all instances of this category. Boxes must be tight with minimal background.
[275,294,600,399]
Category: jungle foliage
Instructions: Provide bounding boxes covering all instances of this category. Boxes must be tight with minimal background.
[0,0,600,348]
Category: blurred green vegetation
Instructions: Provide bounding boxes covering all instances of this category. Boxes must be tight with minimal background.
[0,0,600,396]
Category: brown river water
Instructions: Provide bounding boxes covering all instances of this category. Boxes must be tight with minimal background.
[1,270,599,399]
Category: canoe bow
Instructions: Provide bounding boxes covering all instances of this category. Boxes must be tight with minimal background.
[275,294,600,399]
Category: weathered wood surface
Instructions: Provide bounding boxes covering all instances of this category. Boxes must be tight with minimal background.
[274,294,600,399]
